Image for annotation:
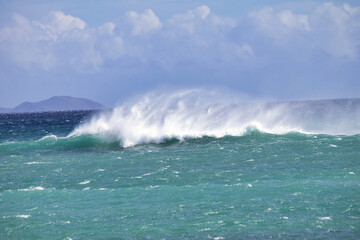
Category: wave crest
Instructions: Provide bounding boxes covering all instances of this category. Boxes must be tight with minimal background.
[69,89,360,147]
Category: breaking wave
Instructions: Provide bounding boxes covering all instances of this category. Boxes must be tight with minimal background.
[69,89,360,147]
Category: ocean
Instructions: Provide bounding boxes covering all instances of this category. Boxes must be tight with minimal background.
[1,90,360,239]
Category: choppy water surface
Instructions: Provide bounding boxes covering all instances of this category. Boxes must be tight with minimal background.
[1,92,360,239]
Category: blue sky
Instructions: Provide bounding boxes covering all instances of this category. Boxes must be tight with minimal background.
[0,0,359,107]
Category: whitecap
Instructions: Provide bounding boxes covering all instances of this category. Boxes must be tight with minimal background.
[37,134,58,141]
[68,89,342,148]
[214,237,224,240]
[19,186,44,191]
[25,162,40,165]
[143,172,154,176]
[27,207,38,211]
[0,141,15,146]
[79,180,91,185]
[201,228,211,232]
[205,211,219,216]
[24,162,46,165]
[16,214,30,218]
[68,89,360,147]
[131,176,143,179]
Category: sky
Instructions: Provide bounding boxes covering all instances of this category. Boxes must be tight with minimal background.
[0,0,359,107]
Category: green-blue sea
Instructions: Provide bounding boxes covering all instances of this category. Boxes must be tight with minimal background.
[1,93,360,239]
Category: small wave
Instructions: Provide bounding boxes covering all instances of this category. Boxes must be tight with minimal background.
[68,89,360,147]
[0,134,124,152]
[18,186,45,191]
[24,161,47,165]
[0,141,16,146]
[16,214,31,218]
[37,134,69,142]
[79,180,91,185]
[37,134,58,141]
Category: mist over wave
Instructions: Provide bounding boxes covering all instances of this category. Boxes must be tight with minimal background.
[69,89,360,147]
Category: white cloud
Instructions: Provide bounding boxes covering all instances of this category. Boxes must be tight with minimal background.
[343,3,360,15]
[310,2,360,59]
[0,2,358,75]
[193,5,211,20]
[125,9,162,36]
[0,12,124,72]
[166,5,211,35]
[278,10,309,31]
[236,44,253,56]
[0,6,251,73]
[36,11,86,33]
[118,5,246,71]
[248,3,360,59]
[148,6,249,69]
[60,21,124,72]
[249,7,310,35]
[0,13,56,70]
[98,22,116,35]
[101,36,124,60]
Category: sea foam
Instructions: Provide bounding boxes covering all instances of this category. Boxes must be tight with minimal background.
[69,89,360,147]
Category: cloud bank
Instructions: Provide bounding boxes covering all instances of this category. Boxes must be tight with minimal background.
[0,2,359,106]
[247,3,360,59]
[3,3,358,72]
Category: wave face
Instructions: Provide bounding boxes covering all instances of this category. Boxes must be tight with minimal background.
[69,89,360,147]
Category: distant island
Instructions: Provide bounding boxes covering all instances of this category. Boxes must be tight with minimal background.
[0,96,107,113]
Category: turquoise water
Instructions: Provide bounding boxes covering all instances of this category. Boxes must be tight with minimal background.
[1,95,360,239]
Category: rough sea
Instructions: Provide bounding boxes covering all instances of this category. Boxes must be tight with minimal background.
[1,90,360,239]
